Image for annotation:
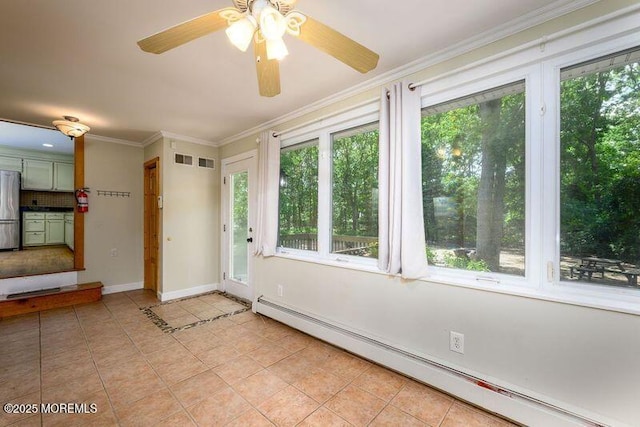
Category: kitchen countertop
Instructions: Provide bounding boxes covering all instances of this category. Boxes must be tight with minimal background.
[20,207,74,212]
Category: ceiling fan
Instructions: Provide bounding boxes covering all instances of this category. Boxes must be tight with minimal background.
[137,0,379,97]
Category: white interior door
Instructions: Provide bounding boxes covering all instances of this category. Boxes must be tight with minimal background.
[222,152,257,301]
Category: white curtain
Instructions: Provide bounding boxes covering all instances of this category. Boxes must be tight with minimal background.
[378,81,429,279]
[254,130,280,256]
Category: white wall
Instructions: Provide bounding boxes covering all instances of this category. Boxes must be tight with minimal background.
[79,138,144,290]
[221,2,640,425]
[159,137,220,296]
[256,257,640,425]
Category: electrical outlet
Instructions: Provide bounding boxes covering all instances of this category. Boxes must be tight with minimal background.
[277,284,284,297]
[110,248,118,257]
[450,331,465,354]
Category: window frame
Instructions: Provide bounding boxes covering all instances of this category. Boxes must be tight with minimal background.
[540,32,640,310]
[419,67,537,291]
[273,9,640,314]
[419,29,640,312]
[329,121,380,262]
[277,137,320,256]
[277,105,380,268]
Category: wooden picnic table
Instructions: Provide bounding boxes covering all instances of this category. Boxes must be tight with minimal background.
[571,257,639,286]
[581,257,625,271]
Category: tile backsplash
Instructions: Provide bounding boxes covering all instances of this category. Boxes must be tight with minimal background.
[21,191,75,208]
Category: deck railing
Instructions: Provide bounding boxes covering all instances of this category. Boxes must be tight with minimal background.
[279,234,378,256]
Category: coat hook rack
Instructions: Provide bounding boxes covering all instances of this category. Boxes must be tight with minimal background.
[97,190,131,198]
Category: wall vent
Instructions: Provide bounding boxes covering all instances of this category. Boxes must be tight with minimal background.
[198,157,215,170]
[174,153,193,166]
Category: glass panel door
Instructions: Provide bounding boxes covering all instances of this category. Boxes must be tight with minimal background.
[222,153,257,301]
[230,171,249,283]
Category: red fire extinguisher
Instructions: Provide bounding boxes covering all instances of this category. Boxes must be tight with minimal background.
[75,188,89,213]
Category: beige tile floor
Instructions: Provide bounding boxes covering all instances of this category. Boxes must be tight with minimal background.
[147,293,249,330]
[0,290,518,426]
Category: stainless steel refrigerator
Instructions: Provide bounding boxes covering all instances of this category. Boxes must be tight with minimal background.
[0,170,20,250]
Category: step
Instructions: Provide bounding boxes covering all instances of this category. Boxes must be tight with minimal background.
[0,282,103,318]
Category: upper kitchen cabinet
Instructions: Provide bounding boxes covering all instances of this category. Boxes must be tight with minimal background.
[53,162,73,191]
[0,155,22,172]
[0,144,73,192]
[22,159,73,191]
[22,159,54,190]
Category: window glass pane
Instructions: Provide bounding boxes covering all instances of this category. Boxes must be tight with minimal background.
[421,81,526,275]
[331,122,379,258]
[560,47,640,287]
[278,139,319,250]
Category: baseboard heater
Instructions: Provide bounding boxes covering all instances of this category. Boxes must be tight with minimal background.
[7,287,61,299]
[256,297,607,427]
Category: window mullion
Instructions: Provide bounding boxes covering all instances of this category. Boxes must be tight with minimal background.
[317,132,332,258]
[541,61,561,288]
[527,67,545,287]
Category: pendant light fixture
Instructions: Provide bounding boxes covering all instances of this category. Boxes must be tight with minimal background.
[52,116,90,138]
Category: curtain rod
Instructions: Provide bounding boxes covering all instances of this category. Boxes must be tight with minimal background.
[272,82,417,138]
[384,82,417,99]
[272,96,379,138]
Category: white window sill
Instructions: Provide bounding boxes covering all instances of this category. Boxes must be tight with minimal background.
[423,269,640,316]
[275,250,385,275]
[273,251,640,316]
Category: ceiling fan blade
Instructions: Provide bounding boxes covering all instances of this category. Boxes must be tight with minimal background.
[254,38,281,97]
[295,15,379,74]
[137,7,237,54]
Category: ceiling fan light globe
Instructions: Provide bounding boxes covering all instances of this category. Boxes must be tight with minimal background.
[259,5,286,40]
[225,15,257,52]
[266,37,288,60]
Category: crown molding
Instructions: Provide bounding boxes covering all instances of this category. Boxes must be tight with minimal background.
[141,131,163,147]
[85,130,221,148]
[158,131,218,148]
[218,0,599,146]
[85,133,142,148]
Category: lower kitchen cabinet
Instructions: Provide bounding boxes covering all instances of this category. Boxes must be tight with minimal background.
[23,213,45,246]
[23,212,69,247]
[24,230,46,246]
[46,218,65,244]
[64,213,74,250]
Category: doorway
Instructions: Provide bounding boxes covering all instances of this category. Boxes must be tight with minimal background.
[0,121,83,278]
[144,157,160,293]
[222,152,257,301]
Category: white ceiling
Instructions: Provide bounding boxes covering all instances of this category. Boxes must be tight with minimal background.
[0,0,586,146]
[0,121,74,155]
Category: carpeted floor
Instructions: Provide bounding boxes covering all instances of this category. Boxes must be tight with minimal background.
[141,291,250,333]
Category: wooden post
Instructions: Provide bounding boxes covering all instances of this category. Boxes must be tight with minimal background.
[74,135,85,270]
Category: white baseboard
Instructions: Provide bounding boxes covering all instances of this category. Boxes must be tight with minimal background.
[255,299,598,427]
[159,283,220,302]
[0,272,78,296]
[102,282,144,295]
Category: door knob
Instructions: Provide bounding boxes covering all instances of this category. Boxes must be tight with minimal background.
[246,237,253,243]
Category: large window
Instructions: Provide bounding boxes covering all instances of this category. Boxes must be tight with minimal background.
[421,82,526,276]
[331,123,379,259]
[272,15,640,312]
[277,112,379,264]
[559,47,640,288]
[278,139,319,251]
